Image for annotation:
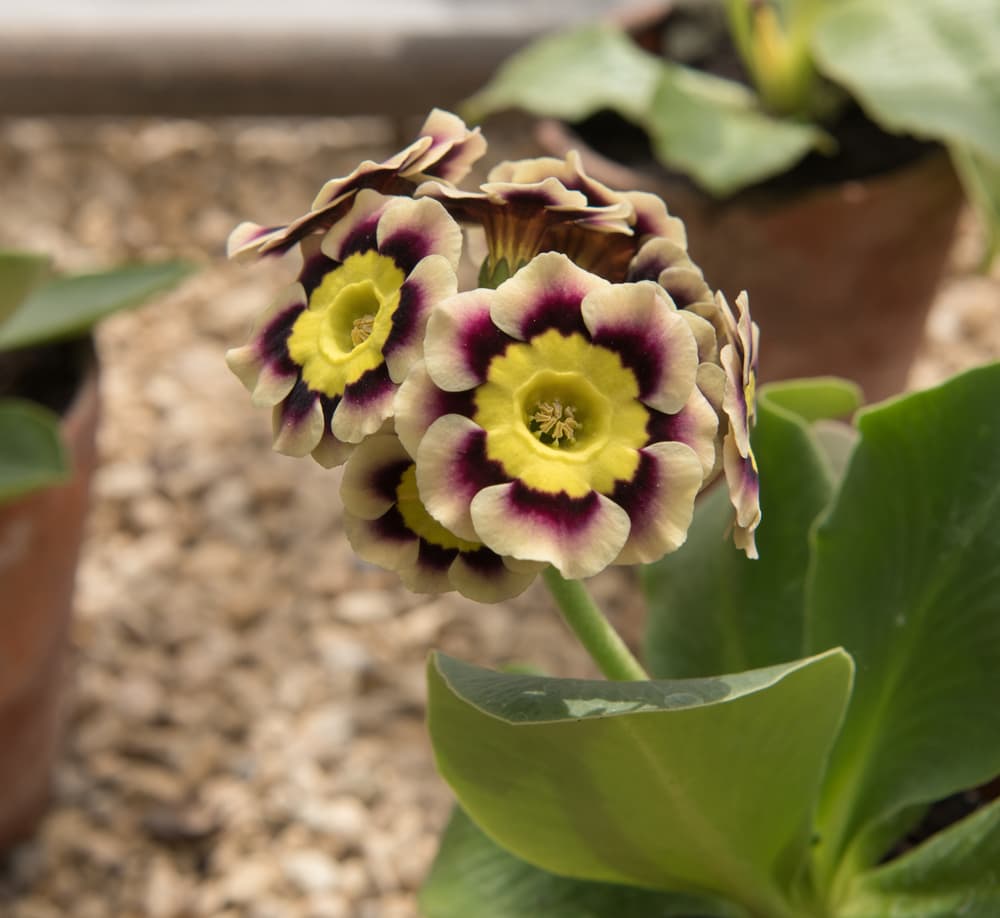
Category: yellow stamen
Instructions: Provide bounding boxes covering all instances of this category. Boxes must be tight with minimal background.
[351,314,375,347]
[530,398,580,446]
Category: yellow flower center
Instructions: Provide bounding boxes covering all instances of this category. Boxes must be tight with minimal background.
[396,466,479,552]
[287,250,405,396]
[474,329,648,497]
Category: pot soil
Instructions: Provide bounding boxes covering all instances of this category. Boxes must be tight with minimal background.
[535,6,964,403]
[0,338,100,852]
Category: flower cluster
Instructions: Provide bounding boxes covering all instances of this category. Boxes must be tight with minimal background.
[227,109,761,600]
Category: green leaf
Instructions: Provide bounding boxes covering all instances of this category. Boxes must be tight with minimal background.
[421,805,744,918]
[462,26,662,125]
[644,63,830,196]
[950,144,1000,267]
[0,251,50,328]
[0,261,194,351]
[0,398,68,501]
[643,379,852,678]
[427,649,853,918]
[812,0,1000,162]
[838,798,1000,917]
[806,363,1000,882]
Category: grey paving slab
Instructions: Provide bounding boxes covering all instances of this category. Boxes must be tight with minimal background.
[0,0,641,115]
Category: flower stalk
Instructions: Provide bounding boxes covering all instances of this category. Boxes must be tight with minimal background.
[542,567,648,681]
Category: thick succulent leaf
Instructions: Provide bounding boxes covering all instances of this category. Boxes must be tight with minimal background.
[838,798,1000,918]
[0,261,194,351]
[421,805,744,918]
[462,25,661,125]
[812,0,1000,162]
[643,379,859,677]
[427,649,853,916]
[806,363,1000,880]
[644,63,829,197]
[950,144,1000,267]
[0,398,68,502]
[0,251,49,328]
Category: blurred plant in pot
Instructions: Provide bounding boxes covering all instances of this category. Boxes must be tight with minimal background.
[228,111,999,918]
[0,252,192,849]
[460,0,1000,401]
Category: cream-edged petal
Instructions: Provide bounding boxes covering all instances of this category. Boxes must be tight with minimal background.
[491,251,607,341]
[343,509,421,571]
[724,431,761,560]
[271,383,324,458]
[469,482,631,580]
[423,288,509,391]
[646,385,720,481]
[312,144,427,209]
[394,361,476,459]
[377,196,463,274]
[611,441,704,566]
[321,188,392,262]
[416,414,504,542]
[448,550,538,603]
[331,365,397,444]
[407,109,488,182]
[341,433,413,520]
[382,253,458,384]
[582,281,698,415]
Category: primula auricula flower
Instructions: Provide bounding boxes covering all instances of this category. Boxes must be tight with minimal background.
[392,251,722,580]
[417,151,687,286]
[227,109,486,261]
[341,433,540,601]
[718,290,762,558]
[226,189,462,466]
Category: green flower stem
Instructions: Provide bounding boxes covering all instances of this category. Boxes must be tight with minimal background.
[542,568,648,681]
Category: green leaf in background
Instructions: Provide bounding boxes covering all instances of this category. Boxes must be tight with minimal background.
[950,144,1000,267]
[0,261,194,351]
[806,363,1000,885]
[421,805,744,918]
[838,797,1000,918]
[643,378,860,678]
[462,25,662,126]
[812,0,1000,163]
[427,649,853,918]
[0,399,68,501]
[644,63,830,197]
[0,250,50,328]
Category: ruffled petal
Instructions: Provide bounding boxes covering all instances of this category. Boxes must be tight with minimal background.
[407,108,488,183]
[724,431,761,560]
[423,289,512,391]
[611,441,704,566]
[448,549,538,603]
[271,380,325,457]
[469,481,631,580]
[331,364,397,443]
[646,385,720,481]
[341,432,414,520]
[382,253,458,383]
[582,281,698,414]
[376,196,463,274]
[491,251,607,341]
[416,414,505,542]
[344,509,421,572]
[394,361,476,458]
[321,188,391,262]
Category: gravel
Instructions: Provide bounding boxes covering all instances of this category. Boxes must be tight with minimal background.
[0,114,997,917]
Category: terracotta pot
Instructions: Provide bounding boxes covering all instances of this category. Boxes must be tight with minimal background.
[0,348,100,851]
[536,51,964,403]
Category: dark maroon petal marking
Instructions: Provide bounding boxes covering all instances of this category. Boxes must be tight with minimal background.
[256,303,304,376]
[520,289,589,339]
[281,377,320,423]
[416,539,458,570]
[462,310,513,382]
[662,277,706,310]
[506,480,601,528]
[460,547,509,577]
[609,449,660,532]
[626,249,685,285]
[646,407,695,446]
[590,325,661,402]
[343,363,394,406]
[320,394,338,429]
[456,428,506,492]
[382,275,423,359]
[433,387,476,420]
[339,213,382,259]
[370,458,410,502]
[298,251,339,296]
[379,228,428,275]
[373,506,416,543]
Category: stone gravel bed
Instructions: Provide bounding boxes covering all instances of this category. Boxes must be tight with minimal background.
[0,115,997,918]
